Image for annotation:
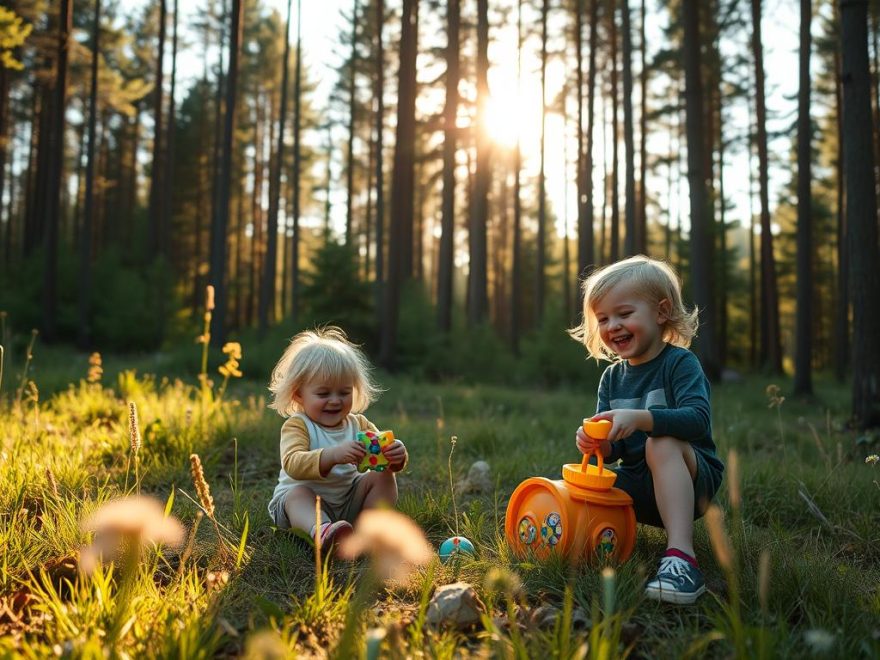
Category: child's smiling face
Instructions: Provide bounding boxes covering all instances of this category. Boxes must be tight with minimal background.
[294,379,354,428]
[592,283,669,365]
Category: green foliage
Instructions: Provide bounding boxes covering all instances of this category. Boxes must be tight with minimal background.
[299,240,375,347]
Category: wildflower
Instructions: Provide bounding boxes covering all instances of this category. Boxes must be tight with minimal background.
[128,402,141,456]
[866,454,879,466]
[766,384,785,409]
[704,504,733,572]
[338,509,433,581]
[218,342,243,379]
[803,628,835,654]
[727,450,740,509]
[190,453,215,518]
[87,352,103,383]
[79,496,184,573]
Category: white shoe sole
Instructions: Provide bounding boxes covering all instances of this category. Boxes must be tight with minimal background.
[644,584,706,605]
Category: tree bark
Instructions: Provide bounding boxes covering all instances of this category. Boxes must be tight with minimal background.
[536,0,548,324]
[437,0,460,333]
[839,0,880,428]
[794,0,813,396]
[468,0,491,326]
[373,0,385,323]
[380,0,417,369]
[208,0,243,345]
[78,0,102,347]
[345,0,359,246]
[148,0,167,261]
[511,0,524,353]
[621,0,637,256]
[259,0,293,332]
[682,0,719,381]
[751,0,783,373]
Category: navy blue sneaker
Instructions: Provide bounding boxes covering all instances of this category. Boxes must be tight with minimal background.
[645,555,706,605]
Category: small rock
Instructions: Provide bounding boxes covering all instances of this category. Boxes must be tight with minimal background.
[426,582,486,630]
[457,460,492,494]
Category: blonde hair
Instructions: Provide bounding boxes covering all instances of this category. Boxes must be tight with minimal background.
[267,326,381,416]
[569,255,699,361]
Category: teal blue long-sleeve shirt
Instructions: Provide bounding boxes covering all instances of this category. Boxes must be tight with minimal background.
[596,343,724,475]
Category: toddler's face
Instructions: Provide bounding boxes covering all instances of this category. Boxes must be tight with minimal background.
[592,283,668,365]
[294,379,354,428]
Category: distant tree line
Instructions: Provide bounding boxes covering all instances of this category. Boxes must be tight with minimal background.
[0,0,878,428]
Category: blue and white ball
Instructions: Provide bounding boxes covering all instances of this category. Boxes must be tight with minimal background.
[438,535,476,563]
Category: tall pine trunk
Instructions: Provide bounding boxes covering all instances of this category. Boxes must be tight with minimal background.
[621,0,637,256]
[536,0,548,324]
[148,0,167,260]
[468,0,491,325]
[511,0,524,353]
[840,0,880,428]
[682,0,719,381]
[794,0,813,396]
[751,0,782,373]
[208,0,243,346]
[78,0,101,347]
[373,0,385,320]
[345,0,359,246]
[380,0,417,369]
[259,0,293,332]
[437,0,460,333]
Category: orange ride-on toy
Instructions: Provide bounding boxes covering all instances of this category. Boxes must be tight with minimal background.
[504,419,636,564]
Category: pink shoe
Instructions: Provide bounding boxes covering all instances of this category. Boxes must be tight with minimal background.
[315,520,353,552]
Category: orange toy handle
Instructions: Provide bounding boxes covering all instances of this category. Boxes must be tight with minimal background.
[580,418,611,474]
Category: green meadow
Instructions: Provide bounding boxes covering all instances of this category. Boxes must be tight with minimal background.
[1,339,878,658]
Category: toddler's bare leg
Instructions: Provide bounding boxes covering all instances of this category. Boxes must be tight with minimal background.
[645,436,698,557]
[282,485,328,534]
[355,470,399,512]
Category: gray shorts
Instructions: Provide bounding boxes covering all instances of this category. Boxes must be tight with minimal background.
[268,474,370,529]
[607,449,723,528]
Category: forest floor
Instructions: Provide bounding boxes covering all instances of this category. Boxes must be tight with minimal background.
[1,340,879,658]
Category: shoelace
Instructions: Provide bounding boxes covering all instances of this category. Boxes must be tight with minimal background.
[656,556,694,584]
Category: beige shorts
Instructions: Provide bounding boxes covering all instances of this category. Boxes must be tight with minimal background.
[268,473,370,529]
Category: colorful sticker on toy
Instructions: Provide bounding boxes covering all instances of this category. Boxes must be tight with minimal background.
[541,512,563,546]
[518,516,537,545]
[596,527,616,558]
[356,430,394,473]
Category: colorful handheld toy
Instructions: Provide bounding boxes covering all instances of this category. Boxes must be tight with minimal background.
[504,417,636,564]
[356,430,395,472]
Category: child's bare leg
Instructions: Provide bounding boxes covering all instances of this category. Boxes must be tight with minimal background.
[282,485,328,533]
[356,471,399,511]
[645,436,698,557]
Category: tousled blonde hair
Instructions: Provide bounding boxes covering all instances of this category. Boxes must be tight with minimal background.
[569,255,699,361]
[267,326,381,416]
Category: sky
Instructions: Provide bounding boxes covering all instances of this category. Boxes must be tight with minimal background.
[122,0,806,244]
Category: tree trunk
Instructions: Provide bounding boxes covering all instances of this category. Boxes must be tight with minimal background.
[637,0,647,253]
[536,0,548,324]
[373,0,385,323]
[208,0,243,346]
[609,0,620,262]
[468,0,491,326]
[840,0,880,428]
[165,0,179,260]
[78,0,101,347]
[794,0,813,396]
[833,33,848,382]
[291,0,303,321]
[621,0,637,256]
[380,0,417,369]
[437,0,460,333]
[148,0,167,261]
[511,0,524,353]
[42,0,73,341]
[345,0,359,246]
[259,0,293,332]
[682,0,719,381]
[751,0,782,373]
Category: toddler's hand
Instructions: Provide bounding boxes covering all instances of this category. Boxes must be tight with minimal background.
[576,426,610,457]
[381,439,408,470]
[331,440,367,466]
[590,409,651,442]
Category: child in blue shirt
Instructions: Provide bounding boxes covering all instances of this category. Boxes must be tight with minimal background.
[570,255,724,604]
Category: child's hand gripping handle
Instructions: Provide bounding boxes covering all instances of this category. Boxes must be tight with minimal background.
[580,418,612,474]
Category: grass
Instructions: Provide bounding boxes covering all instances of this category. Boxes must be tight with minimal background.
[0,336,879,658]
